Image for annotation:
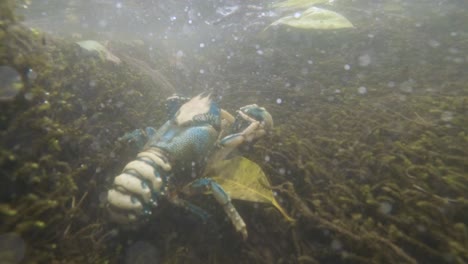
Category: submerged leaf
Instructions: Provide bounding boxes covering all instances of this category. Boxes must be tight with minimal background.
[76,40,121,64]
[206,157,294,222]
[269,7,354,30]
[273,0,330,10]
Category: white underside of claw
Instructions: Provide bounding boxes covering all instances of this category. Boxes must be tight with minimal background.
[114,173,152,202]
[108,148,171,223]
[123,160,163,191]
[138,150,171,171]
[107,189,143,211]
[175,94,211,125]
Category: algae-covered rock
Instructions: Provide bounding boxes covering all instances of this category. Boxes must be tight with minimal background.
[0,3,168,262]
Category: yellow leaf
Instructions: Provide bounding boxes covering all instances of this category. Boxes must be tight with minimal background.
[206,157,294,222]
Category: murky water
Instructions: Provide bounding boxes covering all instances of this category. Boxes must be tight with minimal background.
[1,0,467,263]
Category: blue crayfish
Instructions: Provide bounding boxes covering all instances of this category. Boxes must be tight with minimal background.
[106,93,273,239]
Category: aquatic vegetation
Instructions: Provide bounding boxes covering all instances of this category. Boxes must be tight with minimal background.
[1,3,168,261]
[1,1,467,263]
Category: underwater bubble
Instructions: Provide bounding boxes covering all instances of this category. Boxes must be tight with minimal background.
[116,2,122,8]
[264,155,270,162]
[378,201,393,214]
[440,111,453,122]
[98,19,107,28]
[450,32,458,37]
[331,239,342,251]
[276,98,282,104]
[358,86,367,94]
[399,79,415,93]
[367,33,374,38]
[293,12,301,18]
[358,54,371,67]
[199,69,205,74]
[428,39,440,48]
[176,50,184,58]
[387,81,396,88]
[307,59,313,65]
[0,65,23,102]
[199,43,205,48]
[125,240,160,264]
[143,209,152,215]
[170,16,177,21]
[344,64,350,70]
[279,168,286,175]
[256,50,263,55]
[24,92,34,101]
[27,68,37,81]
[0,233,26,263]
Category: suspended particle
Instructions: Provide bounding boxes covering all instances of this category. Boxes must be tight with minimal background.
[358,86,367,94]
